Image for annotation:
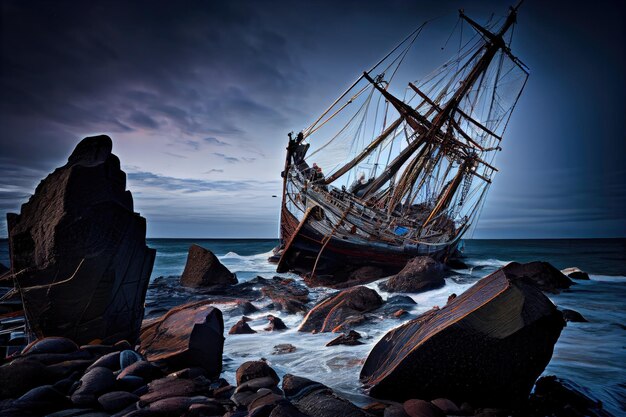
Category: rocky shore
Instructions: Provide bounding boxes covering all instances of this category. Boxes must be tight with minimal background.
[0,137,611,416]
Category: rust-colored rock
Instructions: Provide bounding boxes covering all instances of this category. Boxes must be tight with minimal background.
[382,257,445,293]
[6,135,155,345]
[229,317,257,334]
[139,301,224,377]
[326,330,363,347]
[299,286,382,333]
[180,244,237,288]
[361,265,565,408]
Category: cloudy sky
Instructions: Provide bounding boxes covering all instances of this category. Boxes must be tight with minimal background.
[1,0,624,238]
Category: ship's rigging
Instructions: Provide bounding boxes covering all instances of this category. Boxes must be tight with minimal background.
[276,3,528,274]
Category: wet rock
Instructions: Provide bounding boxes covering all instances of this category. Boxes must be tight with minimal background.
[430,398,460,414]
[361,264,565,408]
[120,349,143,369]
[146,395,217,415]
[561,308,588,322]
[381,257,445,293]
[139,376,212,405]
[180,244,237,288]
[261,277,310,314]
[273,344,296,355]
[268,401,310,417]
[403,399,445,417]
[446,293,457,304]
[71,367,116,406]
[235,299,259,315]
[229,317,257,334]
[117,361,163,382]
[21,337,79,355]
[326,330,364,347]
[187,402,226,416]
[139,301,224,377]
[393,309,407,318]
[116,375,146,392]
[384,404,410,417]
[561,267,590,280]
[283,374,372,417]
[10,385,72,414]
[87,351,121,372]
[503,261,572,293]
[235,376,280,394]
[265,315,288,331]
[526,375,606,416]
[379,295,417,317]
[299,286,383,333]
[236,361,280,386]
[11,349,92,365]
[98,391,139,412]
[7,135,156,345]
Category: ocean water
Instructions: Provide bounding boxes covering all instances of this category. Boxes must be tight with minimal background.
[0,238,624,414]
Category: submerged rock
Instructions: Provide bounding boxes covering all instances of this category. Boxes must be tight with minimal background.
[561,267,590,280]
[6,135,155,345]
[527,375,606,416]
[381,257,445,293]
[180,244,237,288]
[361,264,565,408]
[299,286,383,333]
[139,301,224,377]
[503,261,573,293]
[561,309,588,322]
[265,315,288,331]
[261,277,310,314]
[273,344,296,355]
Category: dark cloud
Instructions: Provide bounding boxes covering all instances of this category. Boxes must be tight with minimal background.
[213,153,240,164]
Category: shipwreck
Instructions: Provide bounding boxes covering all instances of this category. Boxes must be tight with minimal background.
[274,4,528,275]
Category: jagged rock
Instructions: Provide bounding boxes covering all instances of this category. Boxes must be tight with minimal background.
[229,318,257,334]
[403,399,445,417]
[273,344,296,354]
[561,309,588,322]
[6,135,155,345]
[381,257,445,293]
[361,264,565,408]
[299,286,383,333]
[180,244,237,288]
[283,374,372,417]
[265,315,288,331]
[21,336,79,355]
[71,367,116,406]
[526,375,606,416]
[503,261,572,293]
[261,277,310,314]
[139,301,224,377]
[326,330,363,347]
[236,361,280,386]
[561,267,590,280]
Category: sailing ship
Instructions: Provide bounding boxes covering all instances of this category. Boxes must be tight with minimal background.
[275,3,528,275]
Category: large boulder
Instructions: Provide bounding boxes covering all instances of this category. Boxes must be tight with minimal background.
[139,301,224,377]
[299,286,383,333]
[360,264,565,408]
[6,135,155,345]
[180,244,237,288]
[381,256,445,293]
[504,261,572,293]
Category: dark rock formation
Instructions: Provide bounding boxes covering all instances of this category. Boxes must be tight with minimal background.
[21,337,79,355]
[6,135,155,345]
[265,315,288,331]
[306,265,388,289]
[326,330,363,347]
[445,258,468,269]
[381,257,446,293]
[261,277,310,314]
[180,244,237,288]
[273,344,296,354]
[283,374,372,417]
[361,264,565,408]
[98,390,139,413]
[236,361,279,386]
[561,309,588,322]
[503,261,572,293]
[526,375,607,417]
[430,398,460,414]
[139,301,224,377]
[235,299,259,315]
[299,286,383,333]
[561,267,590,280]
[229,317,257,334]
[70,367,116,406]
[403,399,445,417]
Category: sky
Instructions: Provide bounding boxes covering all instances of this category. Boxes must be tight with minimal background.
[1,0,624,239]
